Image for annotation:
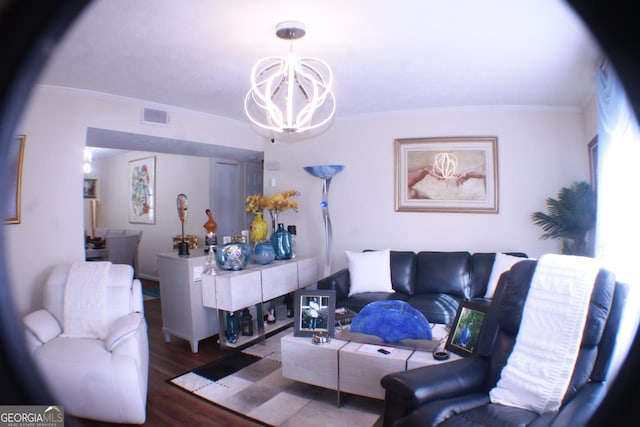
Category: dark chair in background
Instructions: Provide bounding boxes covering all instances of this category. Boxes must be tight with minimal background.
[381,259,627,427]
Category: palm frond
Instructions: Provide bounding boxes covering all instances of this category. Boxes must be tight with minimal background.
[531,181,596,255]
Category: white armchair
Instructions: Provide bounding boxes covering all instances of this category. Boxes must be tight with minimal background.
[23,262,149,424]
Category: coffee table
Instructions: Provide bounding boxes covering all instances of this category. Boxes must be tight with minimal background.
[280,324,460,405]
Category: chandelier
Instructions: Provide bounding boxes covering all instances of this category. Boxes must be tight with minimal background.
[244,21,336,136]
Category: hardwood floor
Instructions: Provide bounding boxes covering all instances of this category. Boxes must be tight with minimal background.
[71,297,260,427]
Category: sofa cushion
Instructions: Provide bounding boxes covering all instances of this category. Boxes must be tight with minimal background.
[484,253,528,298]
[338,292,409,314]
[414,252,471,299]
[390,251,416,295]
[406,293,462,325]
[346,249,395,296]
[471,252,529,298]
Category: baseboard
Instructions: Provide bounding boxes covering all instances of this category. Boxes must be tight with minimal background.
[138,273,159,282]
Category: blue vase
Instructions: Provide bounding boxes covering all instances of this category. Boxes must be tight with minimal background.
[215,242,251,270]
[225,311,240,344]
[253,240,276,265]
[271,223,292,260]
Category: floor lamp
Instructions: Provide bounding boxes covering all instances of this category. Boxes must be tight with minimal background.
[303,165,345,277]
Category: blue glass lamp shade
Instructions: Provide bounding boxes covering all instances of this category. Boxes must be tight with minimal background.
[303,164,345,179]
[349,300,432,343]
[215,242,251,270]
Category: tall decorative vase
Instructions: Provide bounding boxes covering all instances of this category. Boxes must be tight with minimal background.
[268,210,279,236]
[271,223,292,260]
[250,212,268,243]
[304,165,345,277]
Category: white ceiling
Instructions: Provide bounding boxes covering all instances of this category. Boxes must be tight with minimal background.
[38,0,602,125]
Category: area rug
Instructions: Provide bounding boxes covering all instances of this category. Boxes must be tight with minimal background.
[141,280,160,300]
[169,329,383,426]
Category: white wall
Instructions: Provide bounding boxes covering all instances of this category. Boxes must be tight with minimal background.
[8,86,591,316]
[89,151,212,279]
[264,106,591,272]
[9,86,262,315]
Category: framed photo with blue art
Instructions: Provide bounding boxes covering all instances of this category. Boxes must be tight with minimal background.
[445,300,488,357]
[129,156,156,224]
[293,289,336,338]
[4,135,25,224]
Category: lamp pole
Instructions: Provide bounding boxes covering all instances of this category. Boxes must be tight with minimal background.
[304,165,344,277]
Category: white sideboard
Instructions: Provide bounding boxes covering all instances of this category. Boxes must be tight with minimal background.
[157,252,219,353]
[202,256,318,349]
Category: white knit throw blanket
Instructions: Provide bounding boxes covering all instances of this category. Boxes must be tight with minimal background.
[62,261,110,339]
[489,254,600,413]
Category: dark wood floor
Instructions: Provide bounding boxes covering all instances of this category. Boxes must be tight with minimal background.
[71,297,259,427]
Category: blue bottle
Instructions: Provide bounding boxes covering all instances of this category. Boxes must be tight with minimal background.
[225,311,240,344]
[271,223,292,260]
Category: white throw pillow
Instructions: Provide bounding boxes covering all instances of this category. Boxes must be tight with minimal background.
[484,253,526,298]
[346,249,395,296]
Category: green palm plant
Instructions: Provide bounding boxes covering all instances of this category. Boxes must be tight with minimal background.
[531,181,596,256]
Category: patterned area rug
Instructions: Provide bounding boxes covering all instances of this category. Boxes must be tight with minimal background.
[141,280,160,300]
[169,329,383,426]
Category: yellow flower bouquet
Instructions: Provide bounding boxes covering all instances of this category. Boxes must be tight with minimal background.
[245,190,299,214]
[245,190,300,234]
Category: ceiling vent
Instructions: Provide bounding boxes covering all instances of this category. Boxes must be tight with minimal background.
[142,107,169,125]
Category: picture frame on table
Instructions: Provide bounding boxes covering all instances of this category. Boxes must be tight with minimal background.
[4,135,25,224]
[83,178,97,199]
[293,289,336,338]
[395,136,499,213]
[445,300,489,357]
[129,156,156,224]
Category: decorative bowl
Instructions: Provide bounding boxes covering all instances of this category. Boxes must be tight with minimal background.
[252,240,276,265]
[215,242,251,270]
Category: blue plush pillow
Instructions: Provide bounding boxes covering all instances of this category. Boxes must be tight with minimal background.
[350,300,432,343]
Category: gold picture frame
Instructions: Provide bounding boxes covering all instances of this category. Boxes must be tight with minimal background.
[395,136,499,213]
[5,135,26,224]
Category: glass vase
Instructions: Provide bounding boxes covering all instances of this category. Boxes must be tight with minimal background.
[268,210,279,235]
[225,311,240,344]
[250,212,268,243]
[270,223,292,260]
[253,240,276,265]
[215,242,251,270]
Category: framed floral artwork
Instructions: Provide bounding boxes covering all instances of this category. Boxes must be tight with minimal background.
[395,136,499,213]
[129,156,156,224]
[5,135,25,224]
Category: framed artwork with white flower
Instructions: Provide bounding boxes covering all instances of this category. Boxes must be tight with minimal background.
[395,136,498,213]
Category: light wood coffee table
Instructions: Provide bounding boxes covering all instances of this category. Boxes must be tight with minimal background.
[280,325,460,405]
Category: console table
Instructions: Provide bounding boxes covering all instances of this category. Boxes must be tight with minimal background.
[202,256,318,350]
[157,252,218,353]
